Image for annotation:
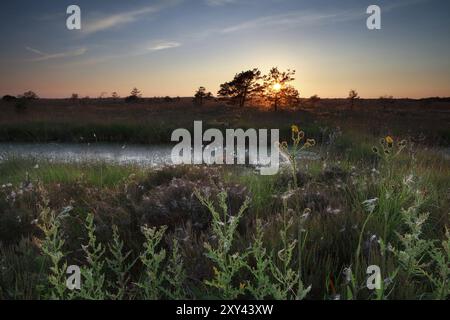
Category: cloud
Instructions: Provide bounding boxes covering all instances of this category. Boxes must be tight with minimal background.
[25,46,87,61]
[216,0,428,34]
[205,0,236,6]
[148,41,181,51]
[82,1,181,35]
[83,7,157,35]
[221,11,346,33]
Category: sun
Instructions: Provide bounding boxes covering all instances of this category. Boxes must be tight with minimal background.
[273,83,282,92]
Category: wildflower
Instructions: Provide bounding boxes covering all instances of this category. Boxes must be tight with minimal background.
[362,198,378,214]
[291,125,299,133]
[301,208,311,219]
[403,174,414,187]
[385,136,394,148]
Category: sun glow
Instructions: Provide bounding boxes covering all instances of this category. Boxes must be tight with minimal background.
[273,83,282,92]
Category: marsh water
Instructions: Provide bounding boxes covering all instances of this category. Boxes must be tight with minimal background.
[0,143,321,167]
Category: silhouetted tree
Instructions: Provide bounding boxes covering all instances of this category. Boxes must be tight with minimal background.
[125,87,142,103]
[20,91,39,100]
[193,86,212,106]
[131,88,141,97]
[218,69,262,108]
[71,93,79,100]
[348,89,359,110]
[262,68,298,111]
[111,92,120,99]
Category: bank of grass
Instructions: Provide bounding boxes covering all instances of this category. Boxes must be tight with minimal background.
[0,158,144,187]
[0,122,175,144]
[0,135,449,300]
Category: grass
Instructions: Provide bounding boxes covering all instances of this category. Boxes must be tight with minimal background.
[0,106,449,300]
[0,158,143,187]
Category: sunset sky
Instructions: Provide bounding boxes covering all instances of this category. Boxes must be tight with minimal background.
[1,0,449,98]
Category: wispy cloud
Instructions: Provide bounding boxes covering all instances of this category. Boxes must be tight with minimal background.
[213,0,428,34]
[25,46,87,61]
[205,0,236,6]
[221,11,347,33]
[148,41,181,51]
[82,0,181,35]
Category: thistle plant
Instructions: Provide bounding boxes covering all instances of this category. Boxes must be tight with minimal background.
[372,136,407,161]
[372,136,407,180]
[136,225,168,300]
[195,190,250,299]
[279,125,315,190]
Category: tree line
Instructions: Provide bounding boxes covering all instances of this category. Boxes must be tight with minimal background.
[2,72,399,112]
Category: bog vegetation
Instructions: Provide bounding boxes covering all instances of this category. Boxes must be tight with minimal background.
[0,69,449,300]
[0,123,448,300]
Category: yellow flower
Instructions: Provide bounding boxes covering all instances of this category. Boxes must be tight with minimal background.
[239,282,246,290]
[291,125,299,133]
[385,136,394,144]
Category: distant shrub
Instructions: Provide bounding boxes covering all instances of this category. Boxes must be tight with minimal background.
[20,91,39,100]
[309,94,320,107]
[2,95,17,102]
[124,95,140,103]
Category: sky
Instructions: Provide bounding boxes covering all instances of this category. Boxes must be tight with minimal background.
[0,0,449,98]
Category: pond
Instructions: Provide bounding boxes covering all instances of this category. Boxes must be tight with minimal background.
[0,143,320,167]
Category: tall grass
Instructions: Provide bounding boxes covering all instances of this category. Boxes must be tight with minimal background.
[0,130,448,300]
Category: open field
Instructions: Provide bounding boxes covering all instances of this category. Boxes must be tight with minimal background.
[0,99,449,300]
[1,98,450,145]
